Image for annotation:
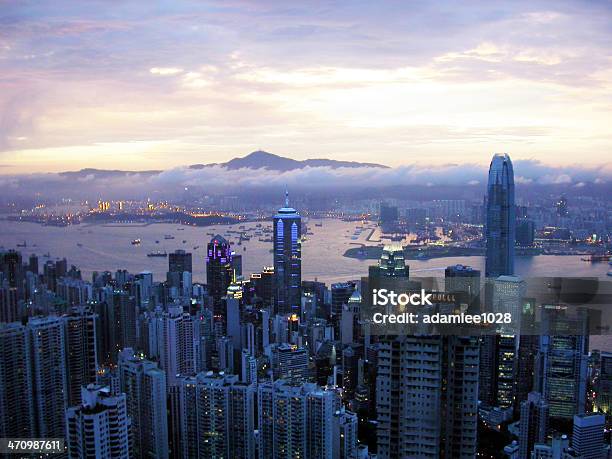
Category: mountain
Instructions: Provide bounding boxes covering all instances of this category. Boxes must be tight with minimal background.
[59,151,389,178]
[189,150,389,171]
[59,168,163,179]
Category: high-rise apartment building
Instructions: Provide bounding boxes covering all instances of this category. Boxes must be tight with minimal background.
[0,322,34,438]
[65,384,131,459]
[179,372,255,458]
[376,335,479,458]
[63,306,99,406]
[118,348,169,459]
[28,316,68,438]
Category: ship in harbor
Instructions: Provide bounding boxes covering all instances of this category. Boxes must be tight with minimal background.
[147,251,168,257]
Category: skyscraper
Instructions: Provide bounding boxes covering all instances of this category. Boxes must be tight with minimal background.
[519,392,548,459]
[331,281,356,316]
[118,348,169,459]
[571,413,605,459]
[169,249,193,274]
[206,235,234,315]
[376,335,479,458]
[268,343,309,383]
[168,250,193,298]
[63,306,99,407]
[537,305,589,419]
[485,153,515,279]
[28,316,68,438]
[65,385,131,459]
[258,380,342,459]
[178,372,255,459]
[273,191,302,315]
[368,244,408,278]
[0,323,34,438]
[445,264,481,312]
[158,305,196,385]
[538,332,588,419]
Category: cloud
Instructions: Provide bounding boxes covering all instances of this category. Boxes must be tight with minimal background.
[2,158,610,200]
[0,0,611,172]
[150,67,184,76]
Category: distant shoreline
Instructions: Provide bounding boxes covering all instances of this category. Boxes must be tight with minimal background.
[342,245,590,261]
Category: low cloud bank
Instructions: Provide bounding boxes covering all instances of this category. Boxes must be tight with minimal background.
[1,159,610,200]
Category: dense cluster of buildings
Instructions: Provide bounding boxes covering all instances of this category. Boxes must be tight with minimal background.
[0,154,610,458]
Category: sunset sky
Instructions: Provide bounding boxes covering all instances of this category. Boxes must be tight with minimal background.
[1,0,611,174]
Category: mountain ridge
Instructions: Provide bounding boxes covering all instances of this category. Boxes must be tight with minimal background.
[59,151,389,177]
[189,150,389,171]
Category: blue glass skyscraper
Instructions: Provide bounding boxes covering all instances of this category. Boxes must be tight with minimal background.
[485,153,515,278]
[273,191,301,315]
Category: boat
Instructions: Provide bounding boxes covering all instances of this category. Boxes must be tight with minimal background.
[177,228,185,231]
[182,240,187,243]
[147,251,168,257]
[131,239,141,245]
[77,243,83,247]
[16,241,27,247]
[193,245,200,250]
[315,222,323,227]
[164,235,175,240]
[43,252,50,258]
[155,240,160,244]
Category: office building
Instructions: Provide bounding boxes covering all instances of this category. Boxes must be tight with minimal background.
[519,392,548,459]
[331,281,356,316]
[207,235,234,315]
[537,306,589,419]
[485,153,515,278]
[445,264,481,312]
[273,192,302,315]
[268,343,309,383]
[572,413,605,459]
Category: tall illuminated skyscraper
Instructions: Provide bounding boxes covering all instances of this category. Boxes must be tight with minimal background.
[273,191,301,315]
[206,235,234,316]
[485,153,515,278]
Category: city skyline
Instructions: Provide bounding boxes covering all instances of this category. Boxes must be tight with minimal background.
[1,1,612,173]
[1,151,611,457]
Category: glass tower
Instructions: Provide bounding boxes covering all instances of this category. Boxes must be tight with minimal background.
[273,191,301,315]
[485,153,515,278]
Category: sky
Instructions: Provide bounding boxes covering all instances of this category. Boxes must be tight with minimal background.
[1,0,611,174]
